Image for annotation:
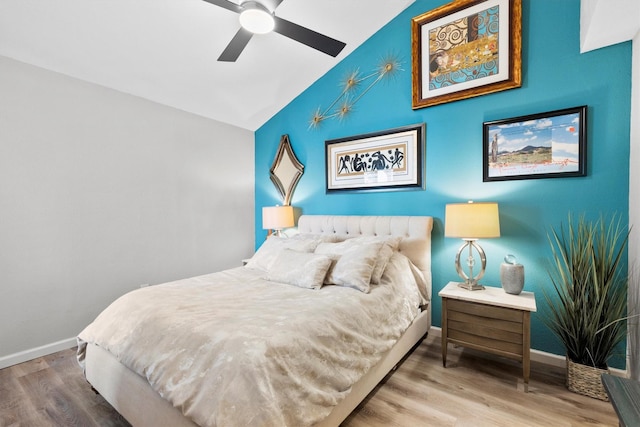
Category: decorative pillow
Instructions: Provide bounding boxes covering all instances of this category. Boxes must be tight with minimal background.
[265,249,332,290]
[380,252,431,306]
[245,237,320,271]
[315,241,383,293]
[409,259,431,304]
[315,236,401,285]
[347,236,402,284]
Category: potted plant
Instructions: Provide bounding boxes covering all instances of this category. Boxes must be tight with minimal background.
[543,214,630,400]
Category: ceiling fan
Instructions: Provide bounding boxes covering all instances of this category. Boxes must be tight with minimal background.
[202,0,347,62]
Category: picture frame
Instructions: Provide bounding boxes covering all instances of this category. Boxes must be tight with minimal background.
[411,0,522,109]
[483,106,587,182]
[325,123,425,193]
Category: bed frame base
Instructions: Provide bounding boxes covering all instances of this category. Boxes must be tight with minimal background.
[86,215,433,426]
[86,310,430,427]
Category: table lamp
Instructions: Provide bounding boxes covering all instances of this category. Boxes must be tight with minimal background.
[445,201,500,290]
[262,205,294,237]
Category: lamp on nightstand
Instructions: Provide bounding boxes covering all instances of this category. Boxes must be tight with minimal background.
[262,205,294,237]
[445,201,500,290]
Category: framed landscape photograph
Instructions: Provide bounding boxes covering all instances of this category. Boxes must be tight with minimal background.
[483,106,587,182]
[325,123,425,193]
[411,0,522,109]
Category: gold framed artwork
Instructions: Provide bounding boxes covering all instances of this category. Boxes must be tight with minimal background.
[411,0,522,109]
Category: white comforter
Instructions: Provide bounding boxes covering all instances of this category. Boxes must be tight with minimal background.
[77,252,424,427]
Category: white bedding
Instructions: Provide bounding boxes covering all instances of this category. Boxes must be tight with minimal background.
[77,251,425,427]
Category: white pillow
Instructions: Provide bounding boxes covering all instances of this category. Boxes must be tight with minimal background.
[315,241,383,293]
[380,252,431,306]
[265,249,332,290]
[347,236,402,284]
[245,237,320,271]
[409,258,430,305]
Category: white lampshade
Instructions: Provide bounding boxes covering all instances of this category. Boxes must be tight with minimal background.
[445,201,500,239]
[262,205,294,230]
[239,2,274,34]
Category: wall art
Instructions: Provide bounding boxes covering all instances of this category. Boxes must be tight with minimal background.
[270,135,304,205]
[310,55,402,128]
[483,106,587,181]
[325,123,425,193]
[411,0,521,109]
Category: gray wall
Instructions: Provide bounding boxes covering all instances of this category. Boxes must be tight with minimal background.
[0,57,255,366]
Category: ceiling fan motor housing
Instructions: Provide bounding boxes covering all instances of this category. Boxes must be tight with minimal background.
[239,1,275,34]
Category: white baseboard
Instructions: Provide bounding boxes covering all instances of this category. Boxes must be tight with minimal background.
[0,337,77,369]
[429,326,627,377]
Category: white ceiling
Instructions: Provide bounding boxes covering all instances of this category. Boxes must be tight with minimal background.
[580,0,640,53]
[0,0,414,131]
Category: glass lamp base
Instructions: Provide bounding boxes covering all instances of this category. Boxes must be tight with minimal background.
[454,239,487,291]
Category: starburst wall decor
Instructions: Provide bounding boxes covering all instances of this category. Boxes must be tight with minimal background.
[309,55,403,128]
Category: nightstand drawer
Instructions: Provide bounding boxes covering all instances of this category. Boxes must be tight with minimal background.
[448,309,523,334]
[448,299,523,323]
[448,328,524,357]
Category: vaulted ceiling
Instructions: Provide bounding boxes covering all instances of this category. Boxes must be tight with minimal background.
[0,0,414,131]
[1,1,637,132]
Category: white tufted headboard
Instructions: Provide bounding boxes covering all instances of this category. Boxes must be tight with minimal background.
[297,215,433,301]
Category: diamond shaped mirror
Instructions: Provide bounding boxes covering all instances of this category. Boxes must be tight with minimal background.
[269,135,304,206]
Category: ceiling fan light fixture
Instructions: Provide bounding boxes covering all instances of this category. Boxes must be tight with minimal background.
[239,1,274,34]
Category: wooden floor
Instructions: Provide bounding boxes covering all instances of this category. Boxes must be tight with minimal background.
[0,333,618,427]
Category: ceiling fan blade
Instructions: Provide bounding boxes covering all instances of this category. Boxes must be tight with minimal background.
[267,0,284,10]
[273,17,346,57]
[201,0,242,14]
[218,28,253,62]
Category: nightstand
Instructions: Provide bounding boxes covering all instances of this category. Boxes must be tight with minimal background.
[439,281,537,391]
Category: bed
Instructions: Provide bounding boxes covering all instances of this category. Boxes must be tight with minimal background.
[77,215,433,427]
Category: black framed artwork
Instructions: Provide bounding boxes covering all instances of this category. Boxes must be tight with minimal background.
[325,123,426,193]
[483,106,587,182]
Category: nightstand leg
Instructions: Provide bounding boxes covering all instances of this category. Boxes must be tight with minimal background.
[442,297,448,367]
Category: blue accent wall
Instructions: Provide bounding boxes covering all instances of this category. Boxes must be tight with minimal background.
[255,0,632,367]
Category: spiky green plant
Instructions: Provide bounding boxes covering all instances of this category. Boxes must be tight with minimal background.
[543,214,630,369]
